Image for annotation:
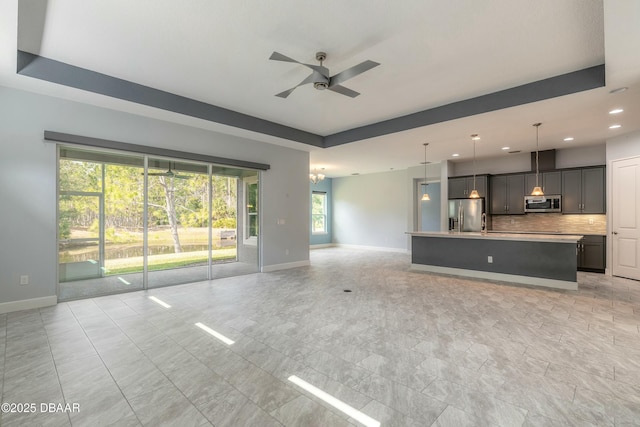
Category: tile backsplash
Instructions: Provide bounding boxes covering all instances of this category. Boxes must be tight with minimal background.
[491,213,606,235]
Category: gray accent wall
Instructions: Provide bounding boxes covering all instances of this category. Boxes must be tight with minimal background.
[0,86,310,308]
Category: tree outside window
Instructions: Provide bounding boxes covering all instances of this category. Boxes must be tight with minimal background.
[312,191,327,234]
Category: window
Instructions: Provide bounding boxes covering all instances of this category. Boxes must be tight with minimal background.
[312,191,327,234]
[246,179,258,239]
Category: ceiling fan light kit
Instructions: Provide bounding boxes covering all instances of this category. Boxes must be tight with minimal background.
[270,51,380,98]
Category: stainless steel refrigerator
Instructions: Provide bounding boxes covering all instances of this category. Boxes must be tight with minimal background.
[448,198,485,232]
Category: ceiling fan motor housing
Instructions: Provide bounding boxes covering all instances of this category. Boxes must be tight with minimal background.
[312,70,329,90]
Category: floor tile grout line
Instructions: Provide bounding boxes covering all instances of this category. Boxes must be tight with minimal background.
[109,292,315,423]
[39,304,77,426]
[96,294,218,426]
[64,300,143,426]
[0,315,6,425]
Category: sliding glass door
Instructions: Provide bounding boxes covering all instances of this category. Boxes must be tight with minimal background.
[57,146,259,300]
[58,148,145,299]
[146,158,210,288]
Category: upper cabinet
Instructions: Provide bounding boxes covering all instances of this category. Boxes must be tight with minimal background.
[448,175,487,198]
[525,171,562,195]
[490,174,525,214]
[561,166,605,214]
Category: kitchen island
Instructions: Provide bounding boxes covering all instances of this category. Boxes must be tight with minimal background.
[408,231,583,290]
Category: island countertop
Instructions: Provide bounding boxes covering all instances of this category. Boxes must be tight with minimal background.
[409,231,582,289]
[407,231,583,244]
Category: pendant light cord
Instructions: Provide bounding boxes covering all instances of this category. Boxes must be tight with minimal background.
[423,143,428,184]
[473,138,477,188]
[534,123,541,187]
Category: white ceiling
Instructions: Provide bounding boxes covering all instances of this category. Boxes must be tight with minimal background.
[1,0,639,177]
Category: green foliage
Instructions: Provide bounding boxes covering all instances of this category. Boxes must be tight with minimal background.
[58,157,242,246]
[213,217,236,229]
[59,217,71,240]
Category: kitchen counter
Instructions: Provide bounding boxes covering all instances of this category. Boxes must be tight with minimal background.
[409,232,582,290]
[409,231,583,244]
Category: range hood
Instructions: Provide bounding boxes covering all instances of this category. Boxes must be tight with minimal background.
[530,149,556,171]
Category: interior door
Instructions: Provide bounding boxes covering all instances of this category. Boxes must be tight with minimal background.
[612,156,640,280]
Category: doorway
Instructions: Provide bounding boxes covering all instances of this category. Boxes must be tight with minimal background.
[612,156,640,280]
[417,180,441,231]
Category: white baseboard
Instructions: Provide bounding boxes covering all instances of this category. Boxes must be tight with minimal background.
[335,243,410,254]
[410,264,578,291]
[261,260,310,273]
[0,295,57,314]
[310,243,334,249]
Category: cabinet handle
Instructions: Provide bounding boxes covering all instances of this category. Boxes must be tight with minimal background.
[613,231,618,235]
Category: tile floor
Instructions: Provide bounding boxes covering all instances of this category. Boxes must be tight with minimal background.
[1,247,640,426]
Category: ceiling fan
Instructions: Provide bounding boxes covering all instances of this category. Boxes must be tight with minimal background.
[269,51,380,98]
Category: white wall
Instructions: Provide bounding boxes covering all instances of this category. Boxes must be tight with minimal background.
[332,163,443,251]
[556,144,606,169]
[606,132,640,161]
[0,86,310,311]
[333,171,408,250]
[452,144,606,176]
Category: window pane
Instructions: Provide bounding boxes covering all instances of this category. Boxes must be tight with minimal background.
[312,193,326,215]
[311,192,327,233]
[247,182,258,237]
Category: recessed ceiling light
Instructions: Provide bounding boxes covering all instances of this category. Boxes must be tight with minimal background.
[609,108,624,114]
[563,137,574,142]
[609,87,628,94]
[501,146,510,150]
[609,124,622,129]
[452,153,460,157]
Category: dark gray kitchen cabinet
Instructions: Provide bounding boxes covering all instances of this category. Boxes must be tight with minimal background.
[490,174,524,214]
[562,167,605,214]
[525,171,562,195]
[448,177,467,199]
[577,235,605,273]
[448,175,487,198]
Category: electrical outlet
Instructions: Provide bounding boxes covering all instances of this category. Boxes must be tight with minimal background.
[20,275,29,285]
[588,218,594,225]
[487,256,493,263]
[285,249,289,255]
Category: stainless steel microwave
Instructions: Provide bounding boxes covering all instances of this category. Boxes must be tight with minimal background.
[524,195,561,213]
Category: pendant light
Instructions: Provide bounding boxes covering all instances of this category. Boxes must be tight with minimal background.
[420,143,430,201]
[531,123,544,196]
[468,134,480,198]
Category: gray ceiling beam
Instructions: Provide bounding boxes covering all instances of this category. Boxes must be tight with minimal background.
[323,64,605,147]
[17,51,324,148]
[17,50,604,151]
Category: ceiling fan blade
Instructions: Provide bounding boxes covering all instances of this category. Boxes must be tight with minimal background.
[269,51,327,76]
[269,51,300,63]
[328,84,360,98]
[275,73,315,98]
[329,60,380,87]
